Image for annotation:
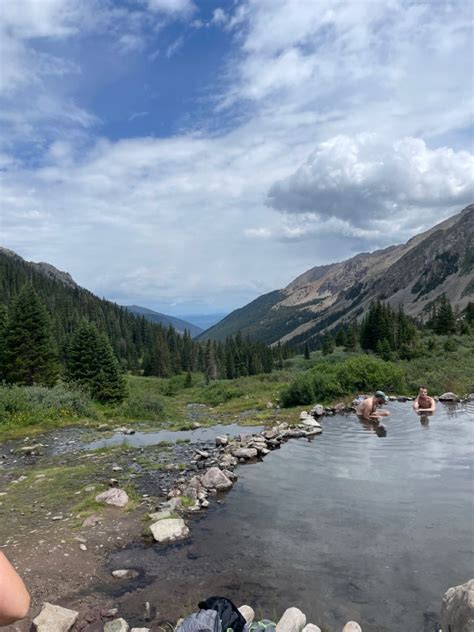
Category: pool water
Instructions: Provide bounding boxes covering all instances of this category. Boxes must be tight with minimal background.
[108,402,474,632]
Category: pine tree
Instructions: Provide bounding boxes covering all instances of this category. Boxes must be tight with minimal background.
[322,331,334,355]
[335,328,347,348]
[463,301,474,326]
[3,285,59,386]
[304,342,310,360]
[432,295,456,334]
[66,320,126,402]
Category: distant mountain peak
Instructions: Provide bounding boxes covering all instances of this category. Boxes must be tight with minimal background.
[0,247,79,289]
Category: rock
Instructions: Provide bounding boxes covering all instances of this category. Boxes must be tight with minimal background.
[131,629,150,632]
[266,401,273,408]
[149,518,189,543]
[239,605,255,625]
[192,422,202,428]
[302,626,321,632]
[286,429,306,438]
[17,444,43,455]
[33,602,79,632]
[342,623,362,632]
[311,404,324,417]
[194,449,209,460]
[104,619,130,632]
[301,418,321,428]
[232,447,258,459]
[219,453,238,469]
[334,403,346,413]
[299,411,310,420]
[112,466,123,472]
[397,396,408,402]
[215,435,229,446]
[201,467,233,490]
[276,607,306,632]
[149,510,172,521]
[112,569,139,579]
[95,488,129,507]
[82,514,102,527]
[200,499,210,508]
[441,578,474,632]
[388,396,397,401]
[467,393,474,401]
[305,428,322,436]
[439,392,460,402]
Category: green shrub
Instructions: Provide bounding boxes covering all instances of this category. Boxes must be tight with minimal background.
[281,355,405,407]
[116,391,163,420]
[0,383,95,428]
[197,382,245,405]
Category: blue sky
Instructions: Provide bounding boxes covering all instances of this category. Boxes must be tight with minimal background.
[0,0,473,316]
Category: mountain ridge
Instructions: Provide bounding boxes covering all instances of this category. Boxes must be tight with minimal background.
[200,204,474,345]
[125,305,203,337]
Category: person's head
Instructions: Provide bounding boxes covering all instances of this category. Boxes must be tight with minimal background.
[419,386,428,396]
[374,390,386,404]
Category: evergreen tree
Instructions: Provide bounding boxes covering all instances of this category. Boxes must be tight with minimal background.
[66,320,126,402]
[0,304,8,380]
[335,328,347,347]
[322,331,334,355]
[304,342,310,360]
[3,285,59,386]
[463,301,474,326]
[432,295,456,334]
[345,321,359,351]
[184,371,192,388]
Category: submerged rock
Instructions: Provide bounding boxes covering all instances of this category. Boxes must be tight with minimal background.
[149,518,189,543]
[33,603,78,632]
[441,578,474,632]
[201,467,233,490]
[95,488,129,507]
[276,607,306,632]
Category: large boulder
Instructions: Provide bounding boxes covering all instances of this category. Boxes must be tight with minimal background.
[301,418,321,429]
[439,392,460,402]
[201,467,233,490]
[95,488,129,507]
[302,626,321,632]
[299,411,310,420]
[104,620,130,632]
[215,435,229,446]
[149,518,189,543]
[342,623,362,632]
[441,579,474,632]
[276,607,306,632]
[310,404,324,417]
[33,603,79,632]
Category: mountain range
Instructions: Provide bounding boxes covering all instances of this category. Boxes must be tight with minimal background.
[200,204,474,346]
[125,305,203,337]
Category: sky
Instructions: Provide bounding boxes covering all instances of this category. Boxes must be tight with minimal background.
[0,0,473,317]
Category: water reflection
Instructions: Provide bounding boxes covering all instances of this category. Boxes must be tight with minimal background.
[418,411,434,426]
[357,416,387,437]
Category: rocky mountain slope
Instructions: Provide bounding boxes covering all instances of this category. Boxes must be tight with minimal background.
[201,204,474,345]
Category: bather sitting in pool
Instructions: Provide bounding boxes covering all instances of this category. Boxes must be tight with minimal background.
[356,391,391,422]
[413,386,436,414]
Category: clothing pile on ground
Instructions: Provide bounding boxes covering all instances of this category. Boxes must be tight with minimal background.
[176,597,276,632]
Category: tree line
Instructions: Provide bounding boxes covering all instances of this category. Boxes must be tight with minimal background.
[0,284,291,403]
[303,296,474,360]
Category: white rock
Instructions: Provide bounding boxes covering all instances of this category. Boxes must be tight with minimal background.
[239,605,255,625]
[310,404,325,416]
[233,447,258,459]
[439,392,460,402]
[276,607,306,632]
[302,625,321,632]
[131,629,150,632]
[215,435,229,446]
[201,467,233,490]
[149,518,189,543]
[342,623,362,632]
[95,488,129,507]
[441,578,474,632]
[302,418,321,428]
[299,411,310,420]
[112,569,139,579]
[104,619,130,632]
[33,602,79,632]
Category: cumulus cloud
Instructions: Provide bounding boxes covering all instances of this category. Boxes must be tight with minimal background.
[268,134,474,226]
[147,0,195,17]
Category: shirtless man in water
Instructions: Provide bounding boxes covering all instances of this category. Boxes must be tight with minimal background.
[356,391,391,421]
[413,386,436,413]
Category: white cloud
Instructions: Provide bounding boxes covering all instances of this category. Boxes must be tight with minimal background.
[166,35,184,57]
[147,0,195,16]
[268,134,474,226]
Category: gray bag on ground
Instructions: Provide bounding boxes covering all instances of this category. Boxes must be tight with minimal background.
[176,609,222,632]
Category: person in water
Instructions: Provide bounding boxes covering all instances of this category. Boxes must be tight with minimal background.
[413,386,436,413]
[0,552,30,626]
[356,391,391,421]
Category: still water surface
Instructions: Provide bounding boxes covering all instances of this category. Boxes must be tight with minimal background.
[110,403,474,632]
